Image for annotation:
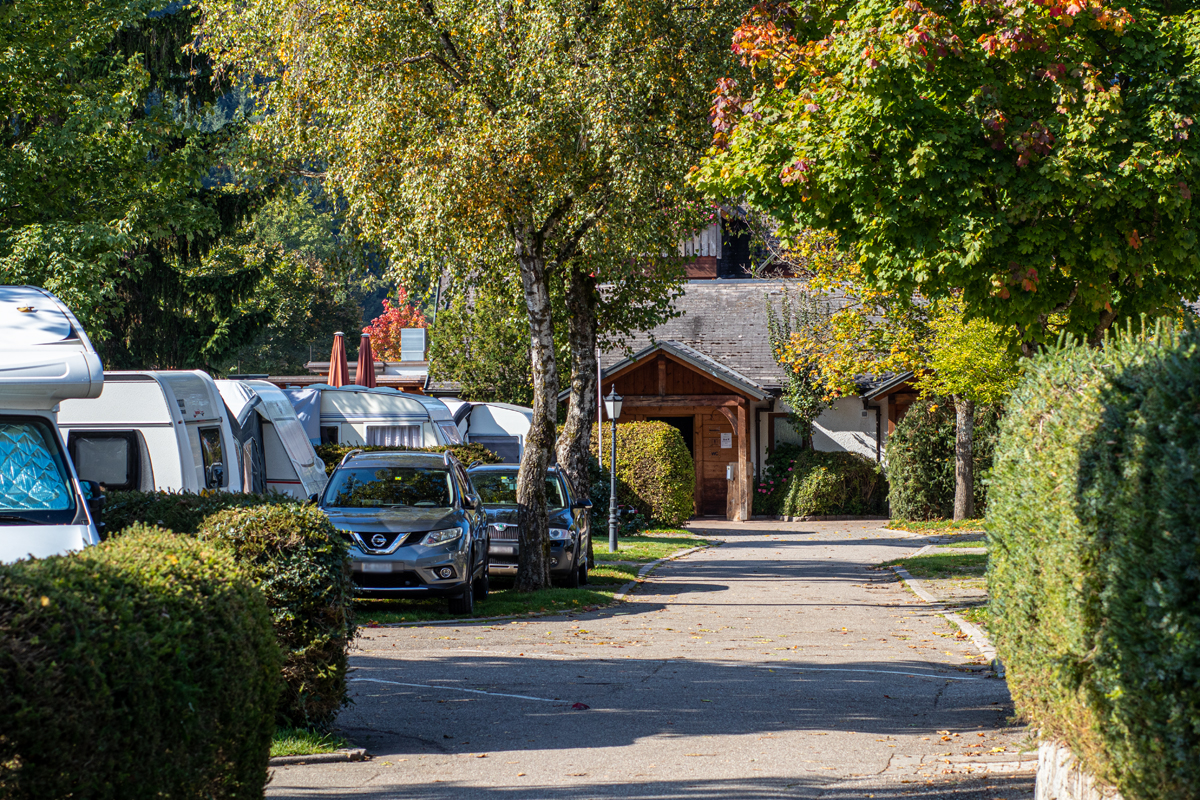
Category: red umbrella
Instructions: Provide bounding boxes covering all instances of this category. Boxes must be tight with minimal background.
[355,332,377,388]
[328,331,350,387]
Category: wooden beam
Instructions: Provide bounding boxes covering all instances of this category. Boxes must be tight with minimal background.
[737,401,751,521]
[717,406,737,430]
[623,394,743,408]
[657,357,666,396]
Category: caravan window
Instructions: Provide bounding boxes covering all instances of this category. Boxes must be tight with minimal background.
[198,427,225,488]
[435,421,463,444]
[68,432,138,491]
[0,418,76,523]
[366,425,422,447]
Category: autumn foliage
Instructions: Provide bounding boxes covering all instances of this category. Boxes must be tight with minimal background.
[361,290,427,361]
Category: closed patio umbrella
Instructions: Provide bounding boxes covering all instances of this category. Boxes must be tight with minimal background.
[355,332,377,388]
[328,331,350,387]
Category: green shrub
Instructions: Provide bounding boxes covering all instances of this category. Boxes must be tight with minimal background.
[0,526,280,799]
[314,442,502,476]
[988,327,1200,799]
[756,444,887,517]
[884,398,1002,520]
[589,422,695,527]
[198,505,355,727]
[102,489,287,537]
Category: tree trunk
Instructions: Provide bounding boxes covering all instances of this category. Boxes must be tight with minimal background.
[556,266,599,567]
[513,236,558,592]
[953,395,975,521]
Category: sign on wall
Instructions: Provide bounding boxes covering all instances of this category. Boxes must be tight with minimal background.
[720,432,732,449]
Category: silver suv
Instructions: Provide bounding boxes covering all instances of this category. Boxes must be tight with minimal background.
[319,450,489,614]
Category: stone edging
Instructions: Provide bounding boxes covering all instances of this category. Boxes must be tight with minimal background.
[889,562,1002,674]
[1036,742,1124,800]
[269,748,367,766]
[611,544,712,602]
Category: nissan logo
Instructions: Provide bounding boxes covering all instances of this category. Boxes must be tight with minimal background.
[370,534,388,548]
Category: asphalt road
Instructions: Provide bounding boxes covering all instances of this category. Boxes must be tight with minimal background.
[268,520,1035,800]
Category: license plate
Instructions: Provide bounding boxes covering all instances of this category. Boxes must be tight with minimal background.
[490,545,517,555]
[361,562,391,573]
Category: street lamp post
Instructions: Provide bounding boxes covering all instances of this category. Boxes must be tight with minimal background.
[604,386,623,554]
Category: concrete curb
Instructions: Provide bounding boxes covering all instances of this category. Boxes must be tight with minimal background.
[611,544,712,602]
[269,748,367,766]
[890,564,1002,674]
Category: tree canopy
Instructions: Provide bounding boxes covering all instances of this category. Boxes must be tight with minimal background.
[696,0,1200,350]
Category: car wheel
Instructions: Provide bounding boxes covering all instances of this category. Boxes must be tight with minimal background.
[448,582,475,615]
[473,570,490,602]
[579,557,588,585]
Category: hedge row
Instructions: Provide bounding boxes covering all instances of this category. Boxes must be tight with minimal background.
[100,492,355,727]
[589,421,695,526]
[885,398,1002,520]
[314,442,502,476]
[754,444,887,517]
[988,327,1200,799]
[0,527,280,798]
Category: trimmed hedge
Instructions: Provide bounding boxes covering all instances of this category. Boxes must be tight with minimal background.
[589,421,695,526]
[314,442,502,476]
[0,526,280,799]
[199,505,355,727]
[755,443,887,517]
[988,328,1200,799]
[885,398,1002,520]
[102,489,287,537]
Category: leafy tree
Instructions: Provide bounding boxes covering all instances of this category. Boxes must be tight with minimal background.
[695,0,1200,353]
[363,290,428,362]
[199,0,742,590]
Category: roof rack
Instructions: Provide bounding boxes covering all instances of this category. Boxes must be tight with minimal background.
[443,449,461,468]
[338,449,365,467]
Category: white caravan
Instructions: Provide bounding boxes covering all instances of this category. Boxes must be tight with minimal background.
[0,286,104,562]
[58,370,239,494]
[444,400,533,463]
[214,379,328,499]
[282,384,462,447]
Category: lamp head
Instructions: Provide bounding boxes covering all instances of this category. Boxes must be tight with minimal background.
[604,385,623,420]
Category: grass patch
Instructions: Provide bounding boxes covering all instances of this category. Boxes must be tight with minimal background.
[271,727,348,758]
[957,602,991,632]
[356,563,643,625]
[934,538,989,549]
[880,551,988,580]
[888,518,986,533]
[594,530,710,563]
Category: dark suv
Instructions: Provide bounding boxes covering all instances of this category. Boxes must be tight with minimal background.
[466,464,592,587]
[320,450,489,614]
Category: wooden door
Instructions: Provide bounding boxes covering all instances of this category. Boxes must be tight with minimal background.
[699,411,735,516]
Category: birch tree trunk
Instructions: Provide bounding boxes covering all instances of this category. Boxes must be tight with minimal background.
[514,233,557,592]
[556,266,598,568]
[953,395,975,521]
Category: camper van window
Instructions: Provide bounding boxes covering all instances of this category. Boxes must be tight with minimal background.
[435,421,463,444]
[325,467,453,509]
[68,432,138,491]
[0,418,77,523]
[366,425,421,448]
[320,426,339,445]
[198,427,224,488]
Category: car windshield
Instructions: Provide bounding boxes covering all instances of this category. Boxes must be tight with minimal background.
[0,417,77,525]
[325,466,453,508]
[472,472,566,510]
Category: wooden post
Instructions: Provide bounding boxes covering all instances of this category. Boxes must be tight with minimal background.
[737,400,751,521]
[657,356,667,397]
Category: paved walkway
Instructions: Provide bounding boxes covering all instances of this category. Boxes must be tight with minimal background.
[268,520,1034,799]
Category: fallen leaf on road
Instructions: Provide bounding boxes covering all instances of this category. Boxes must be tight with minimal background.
[571,702,590,710]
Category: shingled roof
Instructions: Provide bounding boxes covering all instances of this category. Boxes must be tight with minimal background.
[600,279,797,391]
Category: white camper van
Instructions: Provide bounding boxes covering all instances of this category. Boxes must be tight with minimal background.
[446,401,533,463]
[283,384,462,447]
[214,379,328,499]
[0,286,104,562]
[58,370,239,494]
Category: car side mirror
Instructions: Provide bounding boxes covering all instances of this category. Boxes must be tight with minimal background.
[81,480,106,532]
[308,493,320,505]
[207,462,225,489]
[462,495,479,510]
[573,499,593,510]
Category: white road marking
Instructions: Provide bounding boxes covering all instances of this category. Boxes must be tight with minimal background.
[351,676,564,703]
[753,664,984,681]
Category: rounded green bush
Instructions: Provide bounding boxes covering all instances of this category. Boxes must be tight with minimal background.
[885,397,1002,520]
[988,328,1200,799]
[198,504,356,727]
[589,421,695,526]
[757,444,886,517]
[0,526,280,799]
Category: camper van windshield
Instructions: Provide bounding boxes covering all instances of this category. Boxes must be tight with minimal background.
[0,418,77,524]
[325,467,453,509]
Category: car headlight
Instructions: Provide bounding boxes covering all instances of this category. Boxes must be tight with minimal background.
[421,528,462,546]
[548,528,573,540]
